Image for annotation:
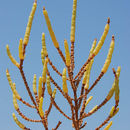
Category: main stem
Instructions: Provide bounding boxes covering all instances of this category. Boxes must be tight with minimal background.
[73,88,79,130]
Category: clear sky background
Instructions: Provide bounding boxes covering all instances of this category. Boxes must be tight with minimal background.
[0,0,129,130]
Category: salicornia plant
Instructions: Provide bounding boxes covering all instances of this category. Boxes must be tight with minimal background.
[6,0,121,129]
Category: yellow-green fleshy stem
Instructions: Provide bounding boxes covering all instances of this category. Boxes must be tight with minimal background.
[70,0,77,43]
[52,88,57,99]
[101,35,115,73]
[23,1,37,45]
[41,49,45,65]
[93,18,110,56]
[18,38,24,60]
[39,97,44,117]
[42,33,48,56]
[12,83,21,100]
[82,39,97,86]
[89,105,97,113]
[13,94,19,111]
[42,59,48,83]
[104,121,112,130]
[46,76,52,96]
[6,45,20,68]
[33,74,37,95]
[85,96,93,108]
[12,113,25,129]
[109,106,119,117]
[115,66,121,102]
[62,68,68,93]
[64,40,71,66]
[6,69,13,88]
[38,77,43,100]
[43,7,59,48]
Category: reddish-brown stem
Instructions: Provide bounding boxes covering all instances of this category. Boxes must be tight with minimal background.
[79,122,87,129]
[47,56,70,80]
[19,45,48,129]
[95,99,119,130]
[81,98,108,119]
[74,54,95,80]
[71,102,76,128]
[46,102,53,117]
[80,89,88,118]
[47,56,62,77]
[78,84,85,109]
[20,44,26,67]
[35,95,39,106]
[95,116,111,130]
[73,88,79,130]
[57,47,66,64]
[70,42,75,72]
[112,68,119,107]
[20,98,35,108]
[17,109,42,122]
[24,127,30,130]
[42,83,45,98]
[51,97,71,120]
[52,121,62,130]
[47,70,72,104]
[87,72,104,94]
[67,66,75,89]
[19,67,37,107]
[112,68,118,79]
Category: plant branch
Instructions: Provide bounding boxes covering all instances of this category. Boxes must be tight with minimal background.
[17,109,42,122]
[51,97,71,120]
[52,121,62,130]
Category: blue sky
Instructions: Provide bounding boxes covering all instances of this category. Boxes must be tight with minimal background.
[0,0,129,130]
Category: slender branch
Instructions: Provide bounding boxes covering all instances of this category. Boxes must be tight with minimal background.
[81,98,108,119]
[67,66,75,89]
[78,84,85,109]
[24,127,30,130]
[44,111,48,127]
[74,54,95,80]
[47,70,72,104]
[47,56,62,77]
[35,95,39,106]
[79,122,87,129]
[95,94,119,129]
[19,44,26,67]
[47,56,70,80]
[95,116,111,130]
[19,45,48,129]
[57,47,66,64]
[42,83,46,98]
[20,98,35,108]
[112,68,119,108]
[46,102,53,117]
[51,97,71,120]
[19,67,37,107]
[70,42,75,72]
[112,68,118,79]
[17,109,42,122]
[80,89,88,118]
[71,101,76,128]
[52,121,62,130]
[87,72,104,94]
